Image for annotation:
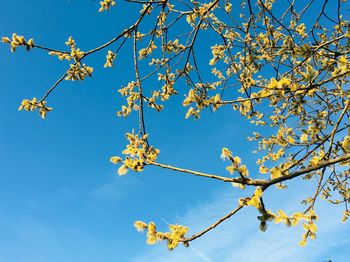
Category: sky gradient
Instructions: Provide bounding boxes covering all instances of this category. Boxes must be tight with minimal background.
[1,1,350,261]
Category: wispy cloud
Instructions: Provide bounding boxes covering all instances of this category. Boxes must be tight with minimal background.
[131,186,350,262]
[89,175,140,200]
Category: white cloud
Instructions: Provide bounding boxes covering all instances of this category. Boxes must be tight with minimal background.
[130,185,350,262]
[89,175,140,200]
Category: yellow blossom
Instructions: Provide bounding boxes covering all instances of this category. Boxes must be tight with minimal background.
[99,0,116,12]
[220,147,232,160]
[134,221,148,232]
[110,156,122,164]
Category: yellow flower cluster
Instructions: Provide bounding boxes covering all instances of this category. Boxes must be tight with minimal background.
[274,209,318,246]
[211,67,225,80]
[301,64,317,82]
[1,33,34,52]
[182,87,223,118]
[99,0,116,12]
[184,107,200,119]
[48,36,93,81]
[275,127,295,146]
[194,1,218,18]
[134,221,188,250]
[257,0,275,10]
[186,12,197,26]
[65,36,76,48]
[65,63,93,81]
[18,97,53,119]
[221,147,249,188]
[163,39,186,54]
[300,133,308,143]
[239,100,252,116]
[270,166,282,179]
[48,51,71,61]
[104,50,116,68]
[295,23,307,37]
[267,77,291,90]
[139,4,153,16]
[224,3,232,12]
[309,149,325,166]
[117,81,142,117]
[70,47,84,61]
[147,96,164,112]
[139,40,157,59]
[49,36,84,61]
[259,165,269,174]
[341,135,350,152]
[239,188,265,214]
[342,210,350,223]
[155,71,178,102]
[332,56,350,77]
[247,187,263,208]
[110,131,159,175]
[209,44,225,66]
[263,162,292,187]
[182,89,199,107]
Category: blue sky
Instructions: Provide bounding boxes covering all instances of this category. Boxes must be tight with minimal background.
[0,1,350,261]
